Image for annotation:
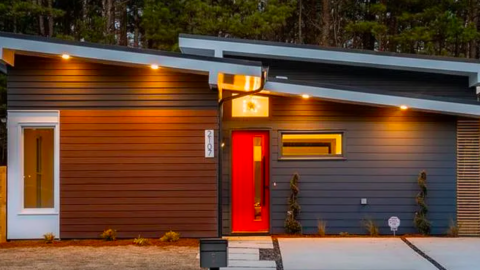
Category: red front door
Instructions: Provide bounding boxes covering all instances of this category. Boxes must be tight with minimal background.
[232,131,269,233]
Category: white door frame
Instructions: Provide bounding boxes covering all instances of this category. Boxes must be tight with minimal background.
[7,110,60,239]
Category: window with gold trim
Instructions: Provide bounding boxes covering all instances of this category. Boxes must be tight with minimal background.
[280,132,344,159]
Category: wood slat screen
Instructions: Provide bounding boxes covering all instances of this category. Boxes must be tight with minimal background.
[457,119,480,236]
[0,166,5,242]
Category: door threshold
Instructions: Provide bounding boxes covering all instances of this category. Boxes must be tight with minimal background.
[231,231,270,235]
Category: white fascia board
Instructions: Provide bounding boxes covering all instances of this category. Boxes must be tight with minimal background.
[265,81,480,117]
[0,36,262,86]
[180,36,480,86]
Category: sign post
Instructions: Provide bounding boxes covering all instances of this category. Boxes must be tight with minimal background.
[388,216,401,236]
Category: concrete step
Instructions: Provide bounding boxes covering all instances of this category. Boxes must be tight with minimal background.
[228,260,276,268]
[229,248,260,255]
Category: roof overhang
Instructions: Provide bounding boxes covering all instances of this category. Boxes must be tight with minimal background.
[0,33,263,86]
[265,80,480,118]
[180,34,480,87]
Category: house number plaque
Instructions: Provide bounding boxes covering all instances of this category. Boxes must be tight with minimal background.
[205,130,214,158]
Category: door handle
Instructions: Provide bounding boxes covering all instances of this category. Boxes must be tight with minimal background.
[262,157,267,206]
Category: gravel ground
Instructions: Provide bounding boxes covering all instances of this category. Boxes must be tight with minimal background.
[0,246,202,270]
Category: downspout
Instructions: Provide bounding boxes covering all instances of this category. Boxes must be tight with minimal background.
[216,71,267,237]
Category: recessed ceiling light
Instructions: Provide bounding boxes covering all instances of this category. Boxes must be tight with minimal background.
[302,94,310,99]
[400,105,408,110]
[61,54,70,60]
[150,64,159,70]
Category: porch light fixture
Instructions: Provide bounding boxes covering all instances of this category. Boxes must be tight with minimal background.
[302,94,310,99]
[61,54,70,60]
[243,97,260,113]
[217,73,262,92]
[150,64,159,70]
[400,105,408,110]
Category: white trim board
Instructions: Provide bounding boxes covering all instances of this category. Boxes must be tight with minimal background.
[180,35,480,86]
[7,110,60,239]
[265,81,480,118]
[0,36,263,86]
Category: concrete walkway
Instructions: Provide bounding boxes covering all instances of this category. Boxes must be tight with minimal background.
[279,238,437,270]
[223,236,276,270]
[408,238,480,270]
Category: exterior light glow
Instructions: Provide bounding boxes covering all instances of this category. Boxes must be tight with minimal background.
[302,94,310,99]
[400,105,408,110]
[221,142,225,148]
[243,97,260,113]
[61,54,70,60]
[150,64,159,70]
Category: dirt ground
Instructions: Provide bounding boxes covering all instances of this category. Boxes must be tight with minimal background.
[0,246,202,270]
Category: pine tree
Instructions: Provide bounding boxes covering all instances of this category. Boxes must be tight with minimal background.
[414,171,431,235]
[285,173,302,234]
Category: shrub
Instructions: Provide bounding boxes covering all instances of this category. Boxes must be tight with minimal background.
[284,173,302,234]
[160,231,180,242]
[339,232,349,237]
[133,235,151,246]
[362,218,379,236]
[446,219,461,237]
[414,171,431,235]
[317,220,327,236]
[100,228,117,241]
[43,233,55,244]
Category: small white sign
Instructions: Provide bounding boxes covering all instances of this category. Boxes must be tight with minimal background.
[388,216,401,231]
[205,130,214,158]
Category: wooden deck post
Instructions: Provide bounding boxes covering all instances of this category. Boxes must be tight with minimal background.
[0,166,6,242]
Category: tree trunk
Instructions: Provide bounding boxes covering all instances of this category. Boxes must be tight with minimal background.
[118,2,128,46]
[362,0,376,50]
[133,4,139,48]
[298,0,303,44]
[321,0,330,46]
[47,0,53,36]
[469,0,478,58]
[105,0,114,37]
[37,0,45,36]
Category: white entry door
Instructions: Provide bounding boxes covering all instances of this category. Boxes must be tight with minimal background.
[7,111,60,239]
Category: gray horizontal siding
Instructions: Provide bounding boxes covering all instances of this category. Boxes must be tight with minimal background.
[222,95,456,235]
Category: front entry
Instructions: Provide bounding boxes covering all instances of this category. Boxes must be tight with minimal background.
[232,131,269,233]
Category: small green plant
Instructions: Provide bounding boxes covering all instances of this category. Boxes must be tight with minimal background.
[317,220,327,236]
[446,219,461,237]
[339,232,349,237]
[133,235,151,246]
[160,231,180,242]
[43,233,55,244]
[100,228,117,241]
[284,173,302,234]
[414,171,431,235]
[362,218,379,236]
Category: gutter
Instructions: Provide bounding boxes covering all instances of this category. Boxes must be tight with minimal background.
[216,71,267,237]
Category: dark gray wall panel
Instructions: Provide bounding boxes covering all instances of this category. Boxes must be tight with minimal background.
[231,56,477,102]
[222,95,457,235]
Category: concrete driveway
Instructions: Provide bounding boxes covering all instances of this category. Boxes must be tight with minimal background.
[407,238,480,270]
[279,238,447,270]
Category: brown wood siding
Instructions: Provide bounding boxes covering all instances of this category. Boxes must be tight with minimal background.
[222,94,457,235]
[6,55,219,238]
[7,55,217,110]
[457,119,480,236]
[60,110,218,238]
